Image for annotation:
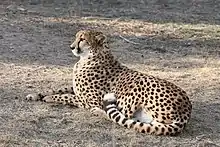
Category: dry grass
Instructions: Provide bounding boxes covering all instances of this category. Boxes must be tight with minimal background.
[0,0,220,146]
[34,16,220,40]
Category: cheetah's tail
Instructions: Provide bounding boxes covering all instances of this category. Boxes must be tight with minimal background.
[103,93,187,136]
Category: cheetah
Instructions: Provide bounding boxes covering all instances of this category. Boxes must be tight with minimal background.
[26,30,192,135]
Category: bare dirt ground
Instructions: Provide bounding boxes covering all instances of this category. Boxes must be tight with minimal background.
[0,0,220,146]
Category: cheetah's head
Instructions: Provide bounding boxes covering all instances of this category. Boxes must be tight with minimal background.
[70,30,108,58]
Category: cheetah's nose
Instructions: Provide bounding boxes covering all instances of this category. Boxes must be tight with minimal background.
[70,44,75,50]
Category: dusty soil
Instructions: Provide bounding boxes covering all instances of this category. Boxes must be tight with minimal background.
[0,0,220,146]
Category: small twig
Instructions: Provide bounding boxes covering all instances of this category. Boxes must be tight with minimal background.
[119,35,141,45]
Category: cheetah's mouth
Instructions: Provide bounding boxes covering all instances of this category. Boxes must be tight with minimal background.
[76,48,83,54]
[72,47,83,57]
[73,47,83,54]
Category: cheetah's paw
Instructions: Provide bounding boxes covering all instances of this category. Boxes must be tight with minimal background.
[26,93,41,101]
[42,95,54,103]
[90,107,106,117]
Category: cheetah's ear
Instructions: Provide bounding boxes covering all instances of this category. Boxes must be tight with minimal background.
[95,34,107,46]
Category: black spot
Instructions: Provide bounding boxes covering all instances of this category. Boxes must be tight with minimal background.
[140,81,143,85]
[128,99,131,103]
[141,129,146,133]
[174,128,178,132]
[130,121,136,127]
[168,127,172,132]
[152,84,156,88]
[162,116,166,120]
[161,127,165,133]
[169,124,175,128]
[147,127,151,133]
[140,123,144,127]
[166,90,170,93]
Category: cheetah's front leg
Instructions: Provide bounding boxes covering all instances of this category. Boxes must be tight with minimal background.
[26,86,75,101]
[42,94,86,108]
[43,93,108,117]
